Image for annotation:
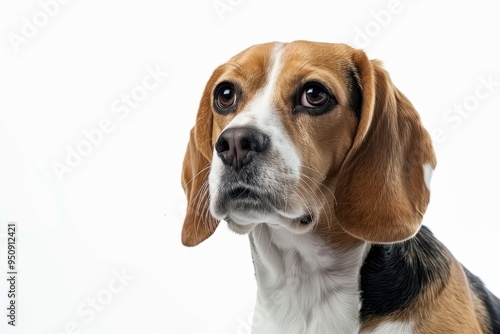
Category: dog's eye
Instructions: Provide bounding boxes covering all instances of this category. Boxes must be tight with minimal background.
[300,83,330,107]
[295,82,337,116]
[214,82,237,113]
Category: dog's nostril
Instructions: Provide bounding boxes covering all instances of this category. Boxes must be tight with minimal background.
[252,133,268,153]
[215,137,230,153]
[240,138,251,151]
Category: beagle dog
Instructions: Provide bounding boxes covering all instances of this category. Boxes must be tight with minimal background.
[180,41,500,333]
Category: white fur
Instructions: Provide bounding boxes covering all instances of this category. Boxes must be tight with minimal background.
[361,321,414,334]
[423,163,434,191]
[250,224,369,334]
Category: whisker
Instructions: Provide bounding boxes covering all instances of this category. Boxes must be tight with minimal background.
[292,185,314,228]
[297,178,325,232]
[183,163,211,189]
[298,160,336,206]
[191,179,213,235]
[193,181,209,215]
[299,174,333,230]
[300,163,326,180]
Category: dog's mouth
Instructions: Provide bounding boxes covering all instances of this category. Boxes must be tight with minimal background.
[213,183,316,234]
[209,151,316,233]
[227,186,259,200]
[299,214,314,225]
[222,185,268,204]
[225,211,316,235]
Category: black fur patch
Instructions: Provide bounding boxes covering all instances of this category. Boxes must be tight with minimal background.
[463,266,500,333]
[359,226,450,320]
[348,66,363,118]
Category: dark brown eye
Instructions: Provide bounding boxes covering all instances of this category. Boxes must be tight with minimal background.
[300,83,330,107]
[295,82,337,116]
[215,82,237,113]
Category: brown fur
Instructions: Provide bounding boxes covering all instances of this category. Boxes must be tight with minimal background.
[181,128,218,246]
[413,259,484,333]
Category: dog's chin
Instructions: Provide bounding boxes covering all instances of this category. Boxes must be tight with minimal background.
[226,219,256,234]
[211,187,317,235]
[225,212,317,235]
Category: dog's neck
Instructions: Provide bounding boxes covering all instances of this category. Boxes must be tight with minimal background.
[248,223,369,334]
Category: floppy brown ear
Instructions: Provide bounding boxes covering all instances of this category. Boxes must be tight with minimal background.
[181,75,220,246]
[181,128,219,246]
[334,50,436,244]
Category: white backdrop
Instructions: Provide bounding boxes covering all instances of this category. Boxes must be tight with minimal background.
[1,1,499,333]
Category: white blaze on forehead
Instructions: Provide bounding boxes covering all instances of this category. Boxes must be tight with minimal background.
[222,43,301,176]
[225,43,285,128]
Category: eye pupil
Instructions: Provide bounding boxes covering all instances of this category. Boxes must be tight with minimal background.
[221,89,233,102]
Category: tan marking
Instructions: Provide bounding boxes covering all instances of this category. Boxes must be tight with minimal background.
[414,259,484,333]
[361,257,486,333]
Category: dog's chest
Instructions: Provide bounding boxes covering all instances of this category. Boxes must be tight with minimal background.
[250,225,368,334]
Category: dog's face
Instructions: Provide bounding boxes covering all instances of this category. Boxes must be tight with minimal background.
[209,42,360,236]
[181,41,436,246]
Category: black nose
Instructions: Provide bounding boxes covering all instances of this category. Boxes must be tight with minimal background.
[215,127,269,171]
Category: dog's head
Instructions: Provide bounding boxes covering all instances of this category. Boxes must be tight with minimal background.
[181,41,436,247]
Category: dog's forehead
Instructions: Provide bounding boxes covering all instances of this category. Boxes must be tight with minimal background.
[220,41,353,78]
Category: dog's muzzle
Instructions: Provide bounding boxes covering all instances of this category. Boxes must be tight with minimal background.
[213,126,272,213]
[209,124,312,233]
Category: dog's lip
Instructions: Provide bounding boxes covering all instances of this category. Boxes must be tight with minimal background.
[227,186,259,200]
[299,214,314,225]
[216,184,314,228]
[219,183,269,203]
